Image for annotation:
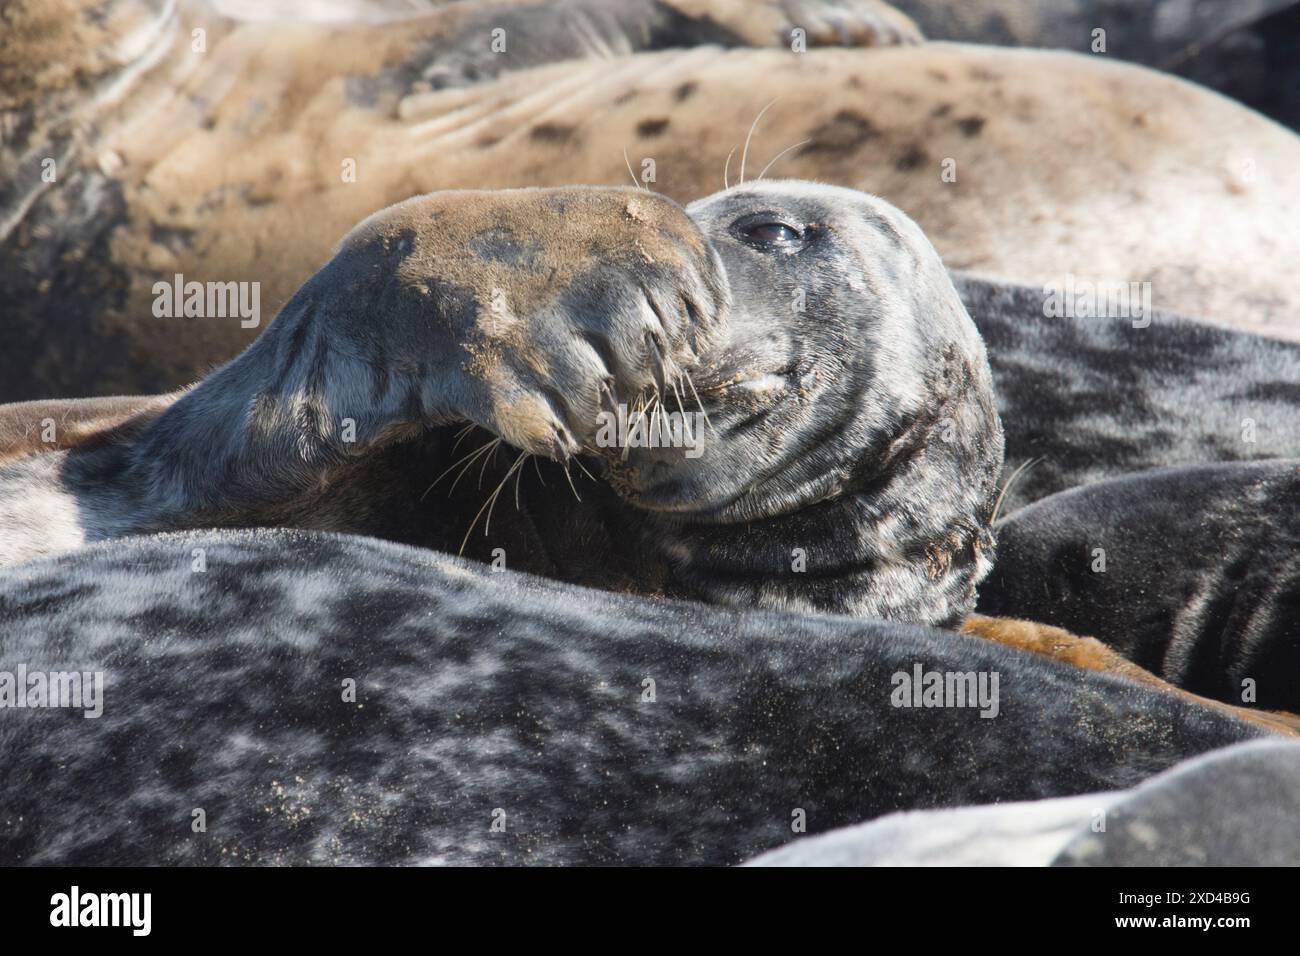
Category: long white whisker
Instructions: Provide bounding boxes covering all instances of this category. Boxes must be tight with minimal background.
[514,455,529,510]
[484,451,528,536]
[670,375,687,416]
[624,392,657,460]
[740,98,779,185]
[723,145,737,190]
[681,368,714,437]
[623,147,644,190]
[421,436,498,501]
[561,459,583,502]
[756,139,811,181]
[452,438,501,497]
[991,457,1042,524]
[476,436,501,489]
[448,423,477,456]
[572,455,598,484]
[459,450,528,554]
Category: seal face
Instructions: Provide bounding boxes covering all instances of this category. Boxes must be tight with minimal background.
[608,181,1005,622]
[0,182,1003,627]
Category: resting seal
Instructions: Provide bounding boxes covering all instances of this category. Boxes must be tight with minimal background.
[7,0,1300,401]
[3,180,1297,864]
[979,460,1300,711]
[6,177,1299,730]
[0,181,1002,627]
[0,527,1269,866]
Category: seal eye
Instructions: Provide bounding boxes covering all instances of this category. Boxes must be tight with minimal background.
[731,214,807,252]
[747,223,800,244]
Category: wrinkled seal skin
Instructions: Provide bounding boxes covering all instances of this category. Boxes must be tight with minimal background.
[0,528,1264,866]
[979,460,1300,711]
[0,182,1004,628]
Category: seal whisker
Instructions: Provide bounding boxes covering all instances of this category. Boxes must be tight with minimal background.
[560,459,583,503]
[421,436,499,501]
[756,139,811,181]
[723,145,737,190]
[446,437,497,486]
[484,450,528,536]
[448,438,501,497]
[458,449,528,554]
[572,455,598,484]
[622,147,645,190]
[670,375,687,417]
[648,387,666,447]
[739,98,779,185]
[477,436,503,490]
[448,422,478,457]
[992,456,1042,524]
[624,392,658,460]
[514,455,529,510]
[681,368,715,437]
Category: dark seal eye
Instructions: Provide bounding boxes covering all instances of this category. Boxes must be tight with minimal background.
[731,214,808,252]
[747,222,800,243]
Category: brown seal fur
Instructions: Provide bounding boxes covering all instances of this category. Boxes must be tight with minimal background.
[5,0,1300,402]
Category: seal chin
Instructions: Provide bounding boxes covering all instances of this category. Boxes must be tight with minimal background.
[596,398,849,524]
[595,451,753,520]
[624,476,842,525]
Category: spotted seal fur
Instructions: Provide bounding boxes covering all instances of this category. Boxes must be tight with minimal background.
[0,526,1269,866]
[7,0,1300,403]
[3,177,1300,864]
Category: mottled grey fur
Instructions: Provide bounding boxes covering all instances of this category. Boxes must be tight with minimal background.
[3,181,1299,868]
[0,529,1264,866]
[960,276,1300,514]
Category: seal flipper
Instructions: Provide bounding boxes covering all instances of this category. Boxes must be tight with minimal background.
[0,187,727,566]
[960,614,1300,738]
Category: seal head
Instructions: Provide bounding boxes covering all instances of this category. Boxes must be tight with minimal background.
[604,181,1004,623]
